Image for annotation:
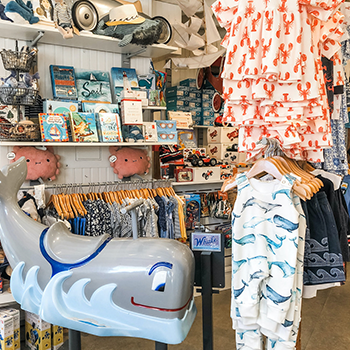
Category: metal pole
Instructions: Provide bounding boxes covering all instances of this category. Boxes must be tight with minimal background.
[155,341,168,350]
[68,329,81,350]
[201,252,213,350]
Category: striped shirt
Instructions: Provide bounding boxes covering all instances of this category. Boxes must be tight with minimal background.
[53,2,71,24]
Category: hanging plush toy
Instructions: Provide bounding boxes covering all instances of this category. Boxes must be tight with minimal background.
[10,146,61,181]
[109,146,151,179]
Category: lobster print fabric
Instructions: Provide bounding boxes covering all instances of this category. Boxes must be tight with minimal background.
[212,0,345,163]
[230,173,306,350]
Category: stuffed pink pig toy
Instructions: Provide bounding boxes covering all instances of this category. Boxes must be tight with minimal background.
[109,146,151,179]
[11,146,61,181]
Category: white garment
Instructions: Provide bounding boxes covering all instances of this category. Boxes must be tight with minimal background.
[231,173,306,349]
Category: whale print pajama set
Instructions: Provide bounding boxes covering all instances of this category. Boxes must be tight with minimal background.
[230,173,306,350]
[212,0,345,163]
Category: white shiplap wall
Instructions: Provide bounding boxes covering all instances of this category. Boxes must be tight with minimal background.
[0,37,153,185]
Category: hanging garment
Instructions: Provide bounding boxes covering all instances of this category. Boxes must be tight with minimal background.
[230,172,305,349]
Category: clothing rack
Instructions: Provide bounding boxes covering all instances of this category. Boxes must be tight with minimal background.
[19,179,173,192]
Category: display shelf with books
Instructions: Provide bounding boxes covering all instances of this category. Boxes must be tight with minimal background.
[0,21,178,58]
[0,141,177,147]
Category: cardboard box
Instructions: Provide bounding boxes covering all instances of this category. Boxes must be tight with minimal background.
[51,325,64,350]
[220,164,233,180]
[188,101,202,109]
[0,311,14,350]
[207,143,233,159]
[168,111,192,128]
[121,99,143,124]
[142,122,158,142]
[192,166,221,182]
[25,311,51,350]
[4,308,20,350]
[179,79,197,88]
[166,86,189,98]
[120,90,148,106]
[188,91,202,99]
[207,127,239,143]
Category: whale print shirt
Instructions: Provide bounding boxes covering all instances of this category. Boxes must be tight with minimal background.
[230,172,304,346]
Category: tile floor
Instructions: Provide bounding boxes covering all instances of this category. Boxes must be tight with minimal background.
[79,265,350,350]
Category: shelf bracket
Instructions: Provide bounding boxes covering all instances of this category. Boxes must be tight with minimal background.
[121,46,147,68]
[29,31,45,48]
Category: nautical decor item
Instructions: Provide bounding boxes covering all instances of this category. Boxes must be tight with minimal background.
[171,0,225,69]
[1,158,196,344]
[93,4,165,47]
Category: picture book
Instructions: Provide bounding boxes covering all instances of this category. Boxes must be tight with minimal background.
[97,113,122,142]
[50,65,78,100]
[82,102,119,114]
[111,67,138,102]
[38,113,69,142]
[75,69,112,103]
[69,112,99,142]
[43,100,78,115]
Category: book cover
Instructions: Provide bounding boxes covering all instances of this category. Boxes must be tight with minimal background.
[43,100,78,115]
[75,69,112,103]
[69,112,99,142]
[111,67,139,102]
[38,113,69,142]
[82,102,119,114]
[50,65,78,100]
[97,113,122,142]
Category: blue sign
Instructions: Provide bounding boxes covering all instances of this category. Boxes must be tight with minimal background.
[191,233,221,252]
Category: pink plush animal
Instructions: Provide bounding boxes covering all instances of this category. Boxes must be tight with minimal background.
[109,146,151,179]
[11,146,61,181]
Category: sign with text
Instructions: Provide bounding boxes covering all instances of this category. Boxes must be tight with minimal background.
[191,233,221,252]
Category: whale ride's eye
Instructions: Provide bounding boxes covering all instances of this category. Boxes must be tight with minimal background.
[26,159,30,162]
[152,271,167,292]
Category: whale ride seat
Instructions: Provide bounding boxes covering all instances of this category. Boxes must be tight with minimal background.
[43,222,110,264]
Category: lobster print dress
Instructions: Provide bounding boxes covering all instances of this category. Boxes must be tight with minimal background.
[212,0,345,163]
[231,173,306,350]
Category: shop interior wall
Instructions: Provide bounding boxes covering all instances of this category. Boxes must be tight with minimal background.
[0,37,154,186]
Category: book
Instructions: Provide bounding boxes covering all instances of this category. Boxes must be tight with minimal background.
[69,112,99,142]
[43,100,79,115]
[75,69,112,103]
[49,65,78,100]
[38,113,69,142]
[82,102,119,114]
[96,113,122,142]
[111,67,139,102]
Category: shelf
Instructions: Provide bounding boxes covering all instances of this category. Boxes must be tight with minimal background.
[172,180,224,186]
[193,125,211,128]
[0,289,16,307]
[0,21,178,58]
[0,141,176,147]
[143,106,167,110]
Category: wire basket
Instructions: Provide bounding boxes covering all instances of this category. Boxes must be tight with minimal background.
[0,50,35,72]
[0,122,40,141]
[0,87,38,105]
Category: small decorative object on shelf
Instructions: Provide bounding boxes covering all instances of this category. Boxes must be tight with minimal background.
[0,41,39,122]
[0,47,37,72]
[0,118,40,141]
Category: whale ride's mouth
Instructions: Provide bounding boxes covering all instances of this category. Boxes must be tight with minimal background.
[131,294,192,312]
